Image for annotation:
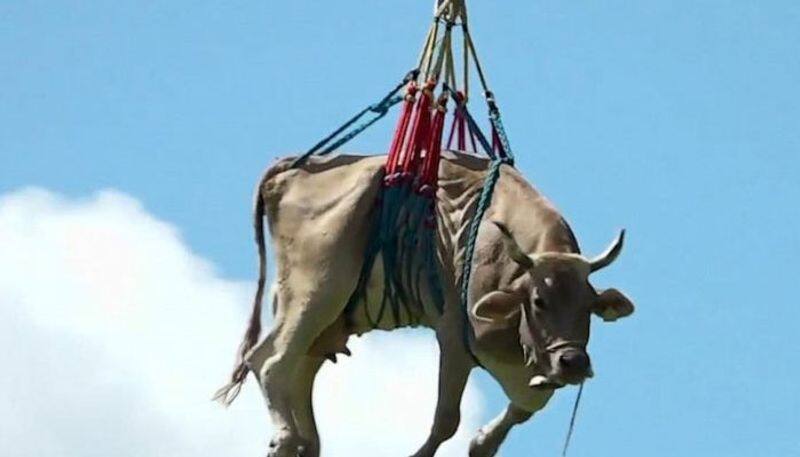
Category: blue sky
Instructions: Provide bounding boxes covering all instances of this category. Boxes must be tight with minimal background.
[2,1,799,456]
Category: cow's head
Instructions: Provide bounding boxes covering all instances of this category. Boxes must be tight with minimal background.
[470,222,635,391]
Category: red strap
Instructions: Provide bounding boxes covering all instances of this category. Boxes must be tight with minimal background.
[385,83,418,183]
[400,81,435,179]
[457,115,466,151]
[419,94,448,194]
[445,91,468,153]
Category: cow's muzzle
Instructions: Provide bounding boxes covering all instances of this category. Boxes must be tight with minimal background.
[558,349,592,380]
[529,346,593,390]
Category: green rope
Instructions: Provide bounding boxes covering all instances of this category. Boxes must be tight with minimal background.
[344,182,443,330]
[490,110,515,165]
[459,156,512,339]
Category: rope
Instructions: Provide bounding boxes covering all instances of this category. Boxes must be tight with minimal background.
[291,70,417,168]
[431,23,453,82]
[562,382,584,457]
[489,109,515,164]
[421,19,441,81]
[463,25,490,97]
[459,155,510,317]
[463,27,470,99]
[443,85,496,158]
[317,95,402,155]
[416,19,438,72]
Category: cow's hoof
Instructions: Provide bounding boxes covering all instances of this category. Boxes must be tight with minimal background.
[468,429,501,457]
[267,431,305,457]
[298,440,321,457]
[266,447,303,457]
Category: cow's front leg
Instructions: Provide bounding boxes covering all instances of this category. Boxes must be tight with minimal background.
[410,327,474,457]
[468,403,534,457]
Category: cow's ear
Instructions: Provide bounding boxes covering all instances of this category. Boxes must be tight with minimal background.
[471,291,525,363]
[471,291,522,323]
[592,288,635,322]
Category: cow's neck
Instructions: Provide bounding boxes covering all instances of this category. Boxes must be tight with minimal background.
[435,153,580,293]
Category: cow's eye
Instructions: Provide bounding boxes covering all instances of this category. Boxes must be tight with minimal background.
[534,297,547,309]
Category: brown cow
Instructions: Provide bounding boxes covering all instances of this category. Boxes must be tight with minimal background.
[215,151,635,457]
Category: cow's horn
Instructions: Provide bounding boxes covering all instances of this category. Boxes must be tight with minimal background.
[492,221,535,269]
[590,229,626,273]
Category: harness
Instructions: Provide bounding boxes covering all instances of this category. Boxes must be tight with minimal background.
[290,0,514,333]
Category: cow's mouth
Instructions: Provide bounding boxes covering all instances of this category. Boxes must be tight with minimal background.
[528,375,564,390]
[529,365,593,390]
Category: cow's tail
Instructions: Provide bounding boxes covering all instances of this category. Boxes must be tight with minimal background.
[213,183,268,407]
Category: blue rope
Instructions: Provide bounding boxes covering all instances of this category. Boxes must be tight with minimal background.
[460,105,496,160]
[443,83,496,159]
[318,96,403,155]
[291,70,417,169]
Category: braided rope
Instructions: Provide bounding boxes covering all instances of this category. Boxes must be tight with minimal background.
[459,156,510,311]
[490,111,515,164]
[291,71,415,169]
[318,95,403,155]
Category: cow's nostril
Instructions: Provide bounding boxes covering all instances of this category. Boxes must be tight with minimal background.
[559,351,590,373]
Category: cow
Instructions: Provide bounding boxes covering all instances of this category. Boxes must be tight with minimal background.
[215,150,635,457]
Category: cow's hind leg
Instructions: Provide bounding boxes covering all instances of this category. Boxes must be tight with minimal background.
[468,404,534,457]
[291,356,324,457]
[246,280,356,457]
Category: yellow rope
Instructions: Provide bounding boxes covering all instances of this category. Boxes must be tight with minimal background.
[413,0,496,107]
[416,20,437,73]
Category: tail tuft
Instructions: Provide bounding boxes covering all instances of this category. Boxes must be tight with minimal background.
[213,178,268,407]
[211,364,248,406]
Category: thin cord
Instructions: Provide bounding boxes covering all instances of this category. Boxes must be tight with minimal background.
[562,382,584,457]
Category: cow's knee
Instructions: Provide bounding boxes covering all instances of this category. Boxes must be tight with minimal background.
[469,427,507,457]
[411,408,461,457]
[258,351,295,389]
[431,408,461,442]
[468,404,533,457]
[244,318,284,377]
[507,407,532,425]
[244,341,272,378]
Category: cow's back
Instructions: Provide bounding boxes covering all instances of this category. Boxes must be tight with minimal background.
[260,152,494,258]
[261,154,385,227]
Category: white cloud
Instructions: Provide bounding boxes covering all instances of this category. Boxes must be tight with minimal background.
[0,188,485,457]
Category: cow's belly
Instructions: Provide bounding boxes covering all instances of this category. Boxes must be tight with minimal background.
[345,251,441,334]
[304,251,442,359]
